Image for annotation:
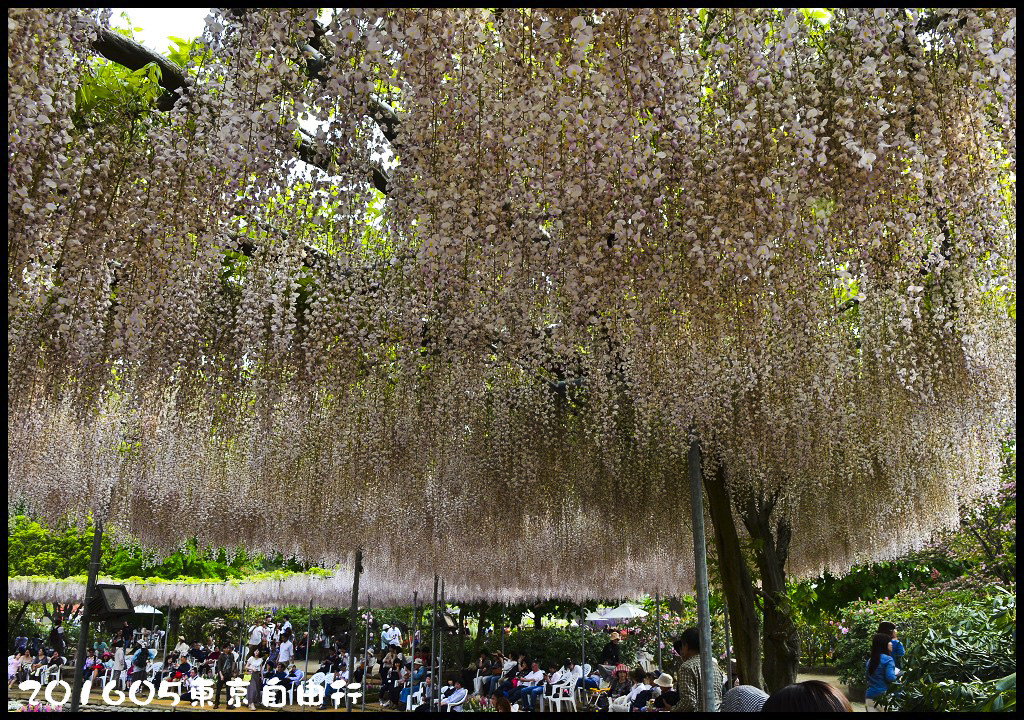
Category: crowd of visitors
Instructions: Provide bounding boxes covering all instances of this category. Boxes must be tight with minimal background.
[9,611,896,712]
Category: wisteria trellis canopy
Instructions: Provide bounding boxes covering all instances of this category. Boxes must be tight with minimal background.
[7,8,1015,604]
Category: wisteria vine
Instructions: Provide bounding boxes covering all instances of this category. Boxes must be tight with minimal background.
[7,8,1016,604]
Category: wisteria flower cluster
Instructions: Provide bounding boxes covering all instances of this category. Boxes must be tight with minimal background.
[7,8,1015,604]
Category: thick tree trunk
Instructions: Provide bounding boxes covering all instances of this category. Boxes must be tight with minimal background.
[741,499,799,692]
[8,601,31,648]
[472,603,490,658]
[167,606,183,647]
[704,464,764,690]
[454,606,466,672]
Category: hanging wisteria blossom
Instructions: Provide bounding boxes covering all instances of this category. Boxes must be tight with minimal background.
[7,8,1015,604]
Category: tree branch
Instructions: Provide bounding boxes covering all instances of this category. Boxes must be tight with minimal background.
[91,29,187,111]
[89,22,392,194]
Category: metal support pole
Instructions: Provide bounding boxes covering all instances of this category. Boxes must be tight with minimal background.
[581,605,586,697]
[305,599,313,675]
[347,548,362,713]
[689,433,716,712]
[723,597,734,689]
[439,579,445,692]
[500,606,505,656]
[413,591,418,656]
[430,575,438,712]
[362,595,370,711]
[70,519,103,712]
[656,592,663,672]
[239,601,247,673]
[161,605,170,664]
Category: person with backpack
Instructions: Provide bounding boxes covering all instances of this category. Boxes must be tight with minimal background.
[48,620,66,658]
[130,643,151,684]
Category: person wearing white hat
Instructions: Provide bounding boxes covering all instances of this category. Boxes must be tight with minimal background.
[381,625,391,651]
[652,672,680,710]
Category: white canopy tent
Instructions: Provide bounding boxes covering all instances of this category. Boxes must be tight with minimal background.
[596,602,649,621]
[131,604,163,615]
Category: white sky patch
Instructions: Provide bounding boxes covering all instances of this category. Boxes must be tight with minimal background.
[110,7,211,54]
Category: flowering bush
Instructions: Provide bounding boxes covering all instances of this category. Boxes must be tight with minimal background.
[613,598,727,666]
[834,583,1013,692]
[792,614,847,668]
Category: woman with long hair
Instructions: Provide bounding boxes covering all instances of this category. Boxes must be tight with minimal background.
[244,647,265,710]
[865,632,900,712]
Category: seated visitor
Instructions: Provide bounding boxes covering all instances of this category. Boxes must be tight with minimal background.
[509,660,546,710]
[651,672,679,710]
[439,679,467,712]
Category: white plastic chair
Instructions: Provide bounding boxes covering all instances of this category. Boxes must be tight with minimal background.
[322,673,344,709]
[543,681,576,712]
[406,681,426,711]
[443,690,467,712]
[285,671,304,706]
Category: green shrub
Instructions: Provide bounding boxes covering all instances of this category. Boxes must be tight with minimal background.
[500,626,604,669]
[835,584,1015,711]
[880,587,1015,712]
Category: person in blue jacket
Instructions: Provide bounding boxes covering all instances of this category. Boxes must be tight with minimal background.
[876,621,905,669]
[865,633,901,712]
